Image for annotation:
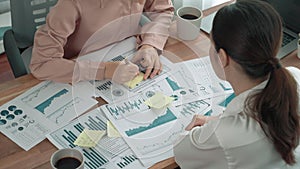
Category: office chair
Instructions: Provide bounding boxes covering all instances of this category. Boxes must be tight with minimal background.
[3,0,57,78]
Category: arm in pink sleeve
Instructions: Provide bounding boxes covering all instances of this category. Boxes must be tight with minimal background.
[137,0,174,51]
[30,0,106,83]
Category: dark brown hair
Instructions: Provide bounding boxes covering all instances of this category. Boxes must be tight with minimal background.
[212,0,300,165]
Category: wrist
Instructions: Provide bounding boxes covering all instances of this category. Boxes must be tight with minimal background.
[141,44,154,49]
[141,44,161,55]
[104,62,119,80]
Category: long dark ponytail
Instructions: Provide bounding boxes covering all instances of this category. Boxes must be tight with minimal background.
[212,0,300,165]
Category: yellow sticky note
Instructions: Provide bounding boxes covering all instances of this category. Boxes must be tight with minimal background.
[74,129,106,148]
[107,121,121,137]
[144,92,174,109]
[124,73,144,89]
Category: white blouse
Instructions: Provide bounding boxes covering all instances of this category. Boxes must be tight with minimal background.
[174,67,300,169]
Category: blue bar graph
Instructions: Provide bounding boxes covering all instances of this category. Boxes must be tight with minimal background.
[116,155,138,168]
[180,100,210,117]
[83,148,108,168]
[85,116,107,130]
[96,81,112,91]
[59,121,109,169]
[111,55,125,62]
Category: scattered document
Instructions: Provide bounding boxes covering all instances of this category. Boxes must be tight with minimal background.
[144,92,174,109]
[47,108,146,169]
[74,129,105,148]
[100,56,234,167]
[172,56,233,104]
[101,102,210,167]
[107,121,121,138]
[0,81,97,151]
[78,37,175,103]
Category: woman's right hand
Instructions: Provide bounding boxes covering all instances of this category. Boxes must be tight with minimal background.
[185,115,220,131]
[105,61,139,84]
[185,115,208,131]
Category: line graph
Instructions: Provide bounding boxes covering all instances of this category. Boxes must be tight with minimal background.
[105,96,149,120]
[21,81,52,103]
[125,109,177,137]
[46,97,81,124]
[35,89,68,114]
[136,124,185,154]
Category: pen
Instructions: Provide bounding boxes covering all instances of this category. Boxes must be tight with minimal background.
[124,57,130,65]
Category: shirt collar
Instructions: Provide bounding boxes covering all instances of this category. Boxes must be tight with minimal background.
[221,80,268,117]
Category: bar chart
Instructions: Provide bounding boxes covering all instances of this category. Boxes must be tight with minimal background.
[47,109,145,169]
[116,155,138,168]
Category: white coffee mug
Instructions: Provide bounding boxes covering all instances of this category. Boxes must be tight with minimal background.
[50,148,84,169]
[176,6,203,41]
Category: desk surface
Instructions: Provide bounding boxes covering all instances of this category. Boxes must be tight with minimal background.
[1,1,300,168]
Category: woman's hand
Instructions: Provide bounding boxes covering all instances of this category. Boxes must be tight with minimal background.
[185,115,220,131]
[105,61,139,84]
[131,45,162,80]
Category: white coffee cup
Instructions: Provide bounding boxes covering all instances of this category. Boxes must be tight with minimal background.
[50,148,84,169]
[176,6,203,41]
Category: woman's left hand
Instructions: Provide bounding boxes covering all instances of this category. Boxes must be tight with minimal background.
[131,45,162,80]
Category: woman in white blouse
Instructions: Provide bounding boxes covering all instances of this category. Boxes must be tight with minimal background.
[174,0,300,168]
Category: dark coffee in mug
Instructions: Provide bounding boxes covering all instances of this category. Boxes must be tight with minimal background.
[54,157,81,169]
[180,14,198,20]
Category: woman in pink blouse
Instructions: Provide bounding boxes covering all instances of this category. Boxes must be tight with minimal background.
[30,0,174,83]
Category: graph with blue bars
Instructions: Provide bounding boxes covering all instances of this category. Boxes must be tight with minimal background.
[35,89,68,113]
[52,114,109,169]
[116,155,138,168]
[125,108,177,137]
[96,81,112,91]
[180,100,210,117]
[48,108,145,169]
[105,97,149,120]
